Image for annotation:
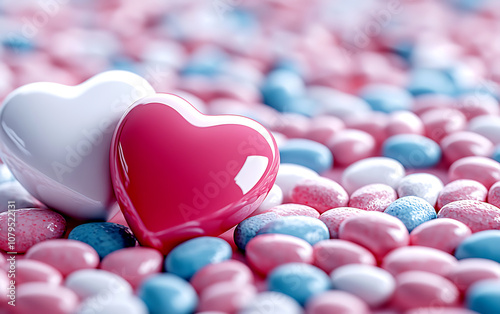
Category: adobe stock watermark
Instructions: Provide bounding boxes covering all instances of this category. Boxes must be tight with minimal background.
[341,0,404,62]
[212,0,244,20]
[179,134,269,222]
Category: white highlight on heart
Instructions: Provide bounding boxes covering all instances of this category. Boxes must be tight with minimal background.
[234,155,269,194]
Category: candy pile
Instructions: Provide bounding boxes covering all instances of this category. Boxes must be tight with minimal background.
[1,0,500,313]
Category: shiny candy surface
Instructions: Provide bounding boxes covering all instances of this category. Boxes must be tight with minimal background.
[100,247,163,289]
[189,260,253,294]
[234,212,280,251]
[197,282,257,313]
[291,177,349,213]
[246,234,313,275]
[110,94,279,253]
[0,208,65,253]
[319,207,366,238]
[65,269,133,300]
[446,258,500,294]
[330,264,395,308]
[342,157,405,194]
[279,139,333,173]
[267,263,331,306]
[0,71,155,219]
[16,283,79,314]
[339,212,410,262]
[257,216,329,246]
[68,222,137,259]
[466,279,500,314]
[25,239,99,277]
[410,218,472,254]
[440,131,494,164]
[165,236,232,280]
[382,134,441,169]
[327,129,376,167]
[239,291,303,314]
[455,230,500,263]
[449,156,500,189]
[312,239,376,274]
[305,291,370,314]
[15,259,63,286]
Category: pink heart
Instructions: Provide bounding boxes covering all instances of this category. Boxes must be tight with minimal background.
[110,94,279,253]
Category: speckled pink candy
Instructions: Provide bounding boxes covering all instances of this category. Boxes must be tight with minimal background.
[319,207,366,238]
[348,184,397,212]
[487,181,500,208]
[437,179,488,209]
[25,239,99,277]
[100,246,163,289]
[437,200,500,232]
[263,203,320,218]
[291,177,349,213]
[0,208,65,253]
[246,234,313,276]
[410,218,472,254]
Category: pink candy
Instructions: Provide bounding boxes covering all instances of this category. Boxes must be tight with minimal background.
[487,181,500,208]
[306,291,370,314]
[421,108,467,142]
[327,129,376,166]
[305,115,345,145]
[25,239,99,276]
[410,218,472,254]
[437,179,488,209]
[381,246,458,277]
[312,239,376,274]
[291,177,349,213]
[15,259,63,286]
[197,282,256,313]
[319,207,365,238]
[445,258,500,295]
[16,282,79,314]
[0,208,65,253]
[438,200,500,232]
[263,203,320,218]
[385,111,424,137]
[246,234,313,276]
[100,246,163,289]
[348,183,397,212]
[339,212,409,262]
[391,271,459,311]
[449,156,500,189]
[440,131,494,164]
[190,260,253,294]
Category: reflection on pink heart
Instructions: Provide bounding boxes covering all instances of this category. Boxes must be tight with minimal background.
[110,94,279,253]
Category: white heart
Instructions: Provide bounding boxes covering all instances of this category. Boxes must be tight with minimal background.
[0,71,155,219]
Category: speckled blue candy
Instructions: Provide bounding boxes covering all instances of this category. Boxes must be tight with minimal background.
[279,139,333,173]
[165,236,232,280]
[466,279,500,314]
[359,84,413,113]
[257,216,329,245]
[455,230,500,263]
[234,212,280,251]
[383,134,441,169]
[384,196,437,232]
[268,263,331,306]
[139,273,198,314]
[68,222,136,259]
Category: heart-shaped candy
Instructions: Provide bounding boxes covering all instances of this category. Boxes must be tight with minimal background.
[0,71,155,219]
[110,93,279,253]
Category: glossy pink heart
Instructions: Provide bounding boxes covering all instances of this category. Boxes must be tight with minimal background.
[110,94,279,253]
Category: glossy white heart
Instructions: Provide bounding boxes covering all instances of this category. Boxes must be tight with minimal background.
[0,71,155,219]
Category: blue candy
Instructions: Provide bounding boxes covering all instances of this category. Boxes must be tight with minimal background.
[279,139,333,173]
[234,212,280,251]
[68,222,136,259]
[455,230,500,263]
[257,216,329,245]
[261,69,305,113]
[492,145,500,163]
[359,84,413,113]
[466,279,500,314]
[406,68,457,96]
[165,236,232,280]
[384,196,437,231]
[139,273,198,314]
[268,263,331,305]
[383,134,441,169]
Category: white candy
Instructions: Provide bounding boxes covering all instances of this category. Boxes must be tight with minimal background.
[275,163,319,203]
[397,173,444,207]
[308,86,371,119]
[331,264,395,308]
[77,294,148,314]
[0,71,155,219]
[253,184,283,216]
[65,269,133,301]
[239,291,303,314]
[468,115,500,145]
[342,157,405,194]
